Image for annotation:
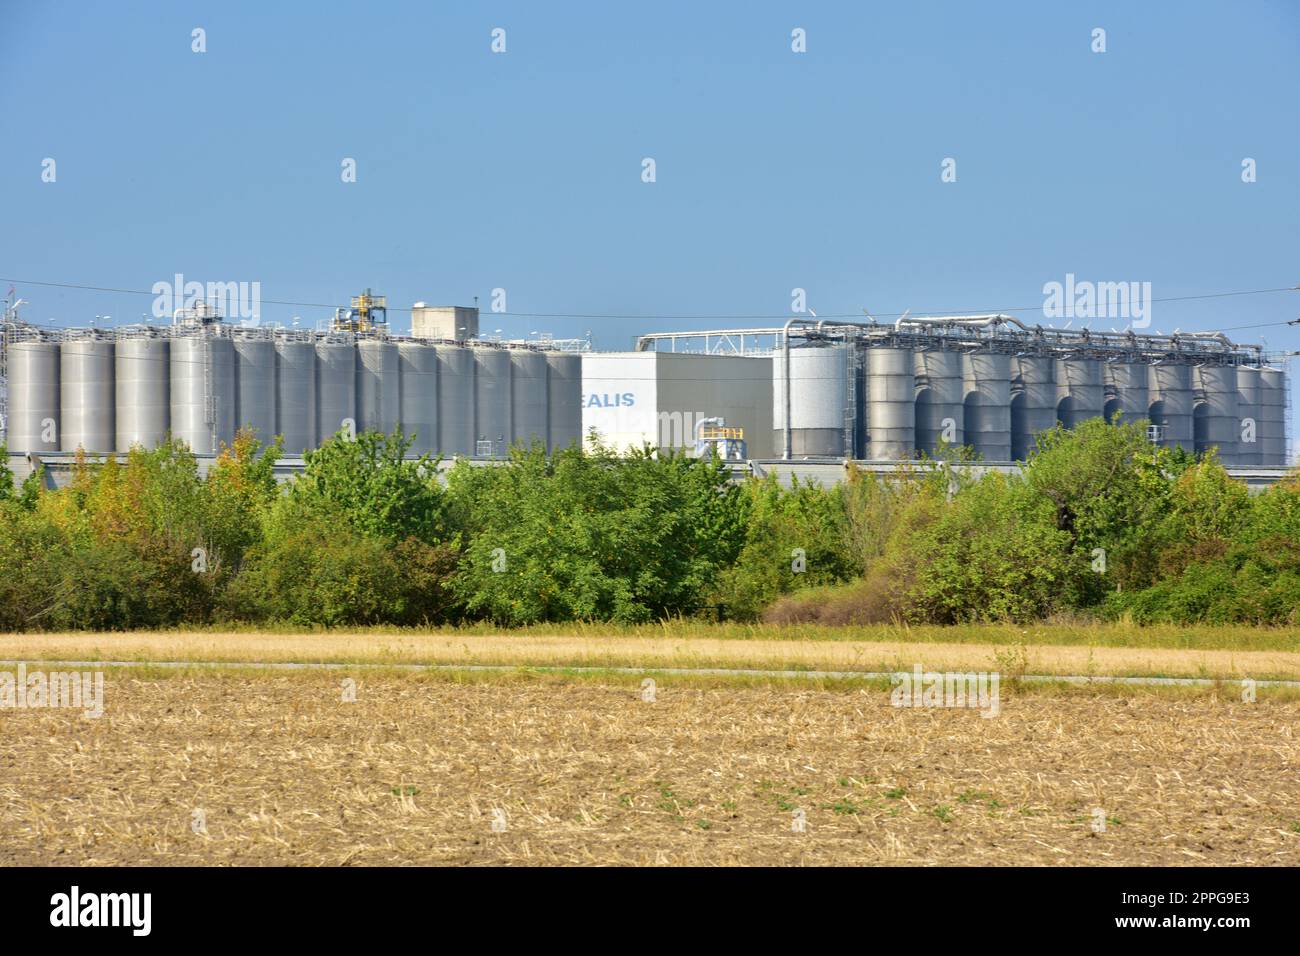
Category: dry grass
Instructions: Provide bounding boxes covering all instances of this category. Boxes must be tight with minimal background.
[3,631,1299,681]
[1,670,1297,866]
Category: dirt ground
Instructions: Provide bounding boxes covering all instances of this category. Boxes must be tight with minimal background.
[1,670,1296,865]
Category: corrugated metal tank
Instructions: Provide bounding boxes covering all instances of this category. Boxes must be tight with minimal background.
[1235,366,1263,466]
[1104,360,1149,426]
[170,333,235,455]
[114,334,170,451]
[1259,367,1288,466]
[315,339,356,444]
[1193,364,1239,465]
[436,344,475,456]
[1011,354,1056,460]
[1148,363,1194,452]
[1055,357,1104,428]
[545,352,583,452]
[275,337,316,454]
[913,349,963,456]
[474,347,513,457]
[962,352,1012,460]
[356,339,400,436]
[60,335,116,453]
[233,335,276,445]
[773,345,848,457]
[510,350,549,450]
[7,338,61,452]
[397,341,438,454]
[867,347,915,460]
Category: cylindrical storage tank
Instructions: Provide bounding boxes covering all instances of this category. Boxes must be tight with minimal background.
[1193,364,1239,465]
[510,350,549,450]
[962,352,1012,461]
[866,347,915,460]
[1011,354,1055,460]
[1259,367,1287,467]
[773,345,848,458]
[233,336,276,445]
[473,348,513,457]
[315,339,356,445]
[7,338,61,452]
[60,335,116,453]
[397,341,438,455]
[114,334,170,451]
[1148,363,1194,452]
[913,349,963,456]
[275,337,317,454]
[436,344,475,456]
[1234,366,1263,467]
[170,334,235,455]
[1055,357,1104,428]
[356,339,400,437]
[546,352,582,452]
[1105,361,1149,426]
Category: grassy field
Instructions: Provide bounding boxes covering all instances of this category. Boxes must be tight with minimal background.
[3,626,1300,681]
[1,669,1297,866]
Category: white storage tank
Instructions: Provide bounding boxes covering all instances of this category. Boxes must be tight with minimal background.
[356,339,400,437]
[398,341,439,455]
[962,351,1012,461]
[436,344,475,456]
[868,347,916,460]
[1235,366,1263,467]
[913,349,963,456]
[115,332,170,451]
[1193,364,1240,465]
[7,335,61,453]
[510,349,549,450]
[1104,360,1149,426]
[60,333,116,453]
[275,336,317,454]
[315,338,356,444]
[1259,367,1288,466]
[1148,362,1195,452]
[1055,357,1104,429]
[1011,354,1055,460]
[773,344,848,458]
[170,332,235,455]
[233,333,276,445]
[545,352,582,452]
[474,347,513,457]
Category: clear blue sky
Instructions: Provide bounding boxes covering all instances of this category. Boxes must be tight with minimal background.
[2,0,1297,354]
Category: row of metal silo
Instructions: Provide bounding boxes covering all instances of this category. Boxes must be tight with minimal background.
[773,342,1289,465]
[5,328,583,457]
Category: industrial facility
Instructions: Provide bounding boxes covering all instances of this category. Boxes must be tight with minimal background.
[2,295,583,459]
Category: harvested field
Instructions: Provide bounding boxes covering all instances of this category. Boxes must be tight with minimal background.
[1,670,1297,866]
[3,631,1300,681]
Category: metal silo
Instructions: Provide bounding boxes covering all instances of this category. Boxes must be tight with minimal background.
[510,349,549,450]
[913,348,963,456]
[60,332,116,453]
[1054,357,1104,428]
[114,330,170,451]
[275,334,317,454]
[397,341,438,454]
[315,337,356,444]
[1193,364,1239,465]
[436,344,475,456]
[773,344,848,458]
[170,331,235,455]
[962,351,1011,460]
[1011,354,1055,460]
[1104,360,1149,426]
[233,332,276,445]
[6,334,60,453]
[356,339,400,437]
[545,352,582,452]
[1259,367,1288,466]
[1148,362,1194,452]
[1234,366,1263,466]
[867,347,915,460]
[473,347,513,457]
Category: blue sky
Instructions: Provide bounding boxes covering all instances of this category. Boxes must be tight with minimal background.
[1,0,1297,354]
